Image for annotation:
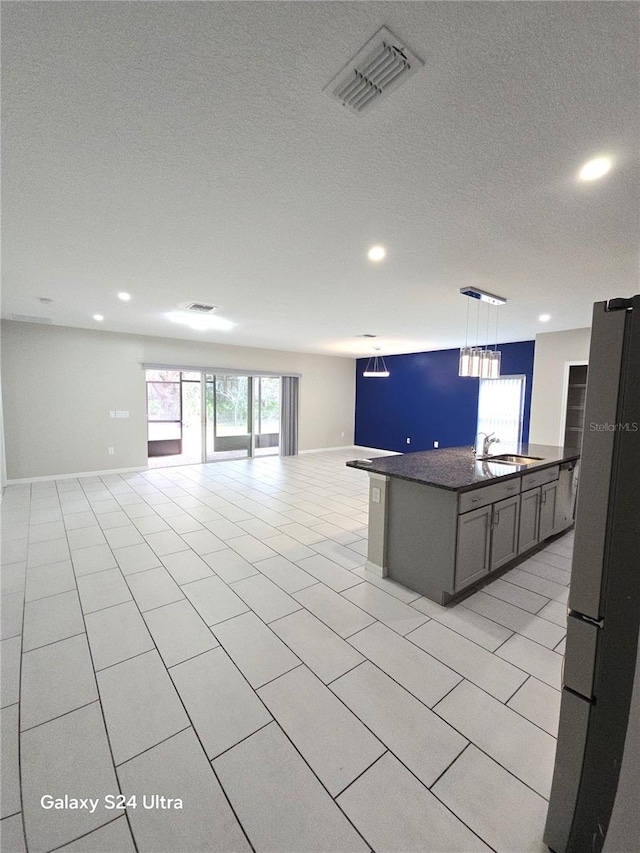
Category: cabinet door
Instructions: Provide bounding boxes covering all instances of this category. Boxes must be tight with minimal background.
[518,487,541,554]
[455,505,492,590]
[490,495,521,571]
[539,481,558,540]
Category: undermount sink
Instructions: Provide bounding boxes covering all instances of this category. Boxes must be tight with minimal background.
[477,454,544,465]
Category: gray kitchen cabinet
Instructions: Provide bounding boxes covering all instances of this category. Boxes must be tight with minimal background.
[539,480,559,540]
[367,450,574,605]
[519,487,541,554]
[490,494,521,571]
[455,504,492,590]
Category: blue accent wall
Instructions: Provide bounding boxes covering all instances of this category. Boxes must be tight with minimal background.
[355,341,535,453]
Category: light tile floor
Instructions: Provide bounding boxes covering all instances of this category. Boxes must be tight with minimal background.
[0,449,573,853]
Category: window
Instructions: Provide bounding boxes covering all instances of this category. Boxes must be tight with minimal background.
[476,375,526,448]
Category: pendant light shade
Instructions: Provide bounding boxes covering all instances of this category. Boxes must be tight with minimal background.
[479,349,493,378]
[458,346,472,377]
[469,347,482,378]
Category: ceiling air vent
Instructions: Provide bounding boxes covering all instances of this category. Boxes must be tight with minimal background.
[324,26,423,115]
[185,302,217,313]
[357,334,378,338]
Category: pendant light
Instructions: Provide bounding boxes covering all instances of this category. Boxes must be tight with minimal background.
[458,288,506,378]
[363,347,390,378]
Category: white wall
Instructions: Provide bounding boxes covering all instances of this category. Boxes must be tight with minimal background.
[1,321,355,480]
[0,372,6,492]
[529,327,591,446]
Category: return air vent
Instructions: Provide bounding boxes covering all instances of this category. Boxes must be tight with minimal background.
[357,334,378,338]
[324,27,423,115]
[185,302,217,313]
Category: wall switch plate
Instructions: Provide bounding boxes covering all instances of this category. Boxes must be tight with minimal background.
[108,447,114,455]
[434,440,439,448]
[406,437,411,444]
[371,487,381,504]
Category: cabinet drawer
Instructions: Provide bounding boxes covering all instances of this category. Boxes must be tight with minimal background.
[521,465,559,491]
[459,478,521,514]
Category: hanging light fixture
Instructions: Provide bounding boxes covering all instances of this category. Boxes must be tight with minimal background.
[458,288,506,378]
[363,346,390,378]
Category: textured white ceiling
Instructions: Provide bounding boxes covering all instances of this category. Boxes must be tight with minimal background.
[2,1,638,357]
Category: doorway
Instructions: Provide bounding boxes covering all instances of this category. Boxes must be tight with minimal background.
[146,370,202,468]
[562,363,589,449]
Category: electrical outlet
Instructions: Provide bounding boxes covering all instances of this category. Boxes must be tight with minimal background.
[371,486,381,504]
[406,437,411,444]
[341,431,345,438]
[434,440,439,448]
[108,447,114,455]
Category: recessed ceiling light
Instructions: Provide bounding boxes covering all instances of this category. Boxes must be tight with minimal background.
[578,156,612,182]
[118,292,131,302]
[367,245,386,262]
[93,314,104,322]
[165,311,235,332]
[539,314,551,322]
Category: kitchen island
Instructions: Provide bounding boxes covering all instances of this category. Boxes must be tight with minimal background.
[347,444,580,604]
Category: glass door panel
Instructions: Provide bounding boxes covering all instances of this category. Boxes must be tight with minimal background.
[204,374,251,461]
[179,377,203,464]
[255,376,280,456]
[146,371,182,456]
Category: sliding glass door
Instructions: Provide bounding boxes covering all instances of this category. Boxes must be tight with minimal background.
[146,369,296,466]
[254,376,280,456]
[204,374,251,461]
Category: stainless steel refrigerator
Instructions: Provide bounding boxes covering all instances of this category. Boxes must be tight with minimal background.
[544,295,640,852]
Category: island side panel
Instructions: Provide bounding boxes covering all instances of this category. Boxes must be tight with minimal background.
[366,473,390,576]
[385,478,458,604]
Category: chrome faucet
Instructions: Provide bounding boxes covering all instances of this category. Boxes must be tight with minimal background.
[474,432,500,457]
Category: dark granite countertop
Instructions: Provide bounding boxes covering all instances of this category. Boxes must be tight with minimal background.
[346,444,580,492]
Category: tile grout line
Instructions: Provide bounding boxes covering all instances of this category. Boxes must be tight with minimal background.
[17,482,32,852]
[497,572,569,603]
[332,749,389,800]
[60,507,141,853]
[44,814,126,853]
[114,725,193,770]
[111,541,259,853]
[454,598,567,652]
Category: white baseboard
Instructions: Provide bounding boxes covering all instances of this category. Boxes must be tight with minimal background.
[299,445,396,455]
[5,465,148,485]
[298,445,358,454]
[354,445,400,455]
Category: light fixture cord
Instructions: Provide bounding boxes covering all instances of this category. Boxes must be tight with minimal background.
[475,298,480,348]
[494,303,499,352]
[464,297,470,348]
[485,302,490,352]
